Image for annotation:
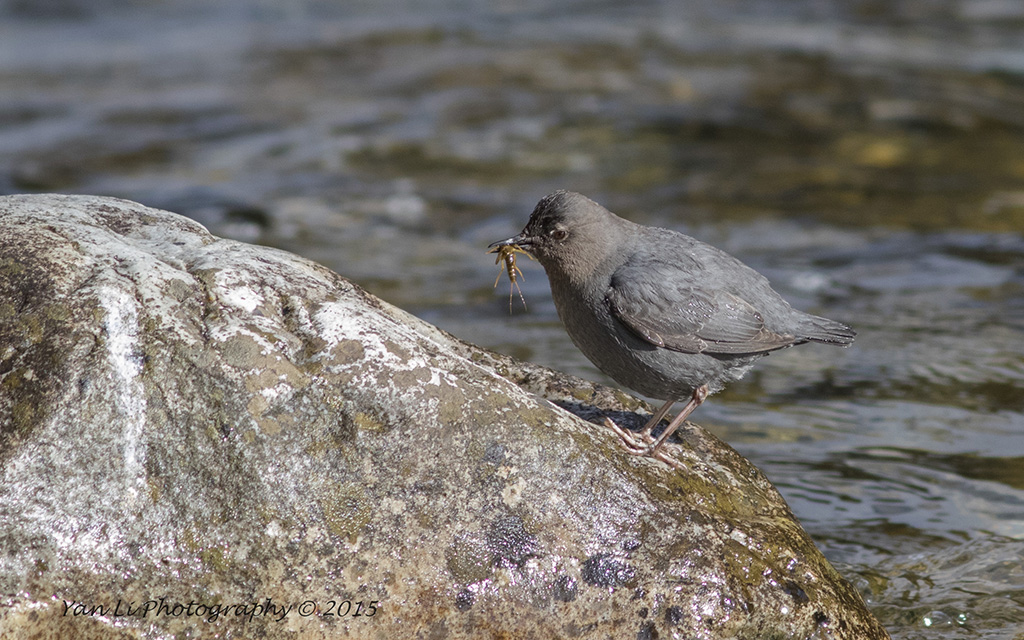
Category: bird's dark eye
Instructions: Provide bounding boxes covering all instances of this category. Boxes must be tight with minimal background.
[551,229,568,242]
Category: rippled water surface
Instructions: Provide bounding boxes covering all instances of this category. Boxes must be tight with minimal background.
[3,1,1024,637]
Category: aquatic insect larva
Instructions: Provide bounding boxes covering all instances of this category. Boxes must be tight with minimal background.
[488,244,533,313]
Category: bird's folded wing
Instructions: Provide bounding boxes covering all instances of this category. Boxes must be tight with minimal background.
[606,261,796,355]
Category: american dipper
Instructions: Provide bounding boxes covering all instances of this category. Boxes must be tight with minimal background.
[489,190,855,463]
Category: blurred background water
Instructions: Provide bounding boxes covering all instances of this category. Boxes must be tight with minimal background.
[3,1,1024,637]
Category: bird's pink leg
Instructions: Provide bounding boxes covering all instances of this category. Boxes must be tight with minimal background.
[604,385,709,460]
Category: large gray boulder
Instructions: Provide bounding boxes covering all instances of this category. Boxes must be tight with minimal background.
[0,194,889,639]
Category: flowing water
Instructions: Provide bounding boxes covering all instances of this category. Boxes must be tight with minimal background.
[3,1,1024,637]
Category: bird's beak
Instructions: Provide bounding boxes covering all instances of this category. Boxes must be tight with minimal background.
[488,232,534,252]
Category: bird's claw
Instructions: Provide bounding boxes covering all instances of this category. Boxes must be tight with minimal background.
[603,416,686,469]
[603,417,655,456]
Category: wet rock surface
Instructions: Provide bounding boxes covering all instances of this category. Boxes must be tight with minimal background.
[0,194,888,639]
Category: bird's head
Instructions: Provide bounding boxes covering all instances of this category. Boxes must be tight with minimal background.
[489,190,627,283]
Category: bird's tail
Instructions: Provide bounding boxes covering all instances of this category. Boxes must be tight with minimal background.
[799,314,856,347]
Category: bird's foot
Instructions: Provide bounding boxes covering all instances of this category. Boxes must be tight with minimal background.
[650,446,685,470]
[602,417,657,456]
[603,416,688,470]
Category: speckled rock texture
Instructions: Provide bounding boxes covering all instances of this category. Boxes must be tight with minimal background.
[0,194,889,640]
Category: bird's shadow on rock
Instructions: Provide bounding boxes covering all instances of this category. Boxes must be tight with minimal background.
[551,400,676,441]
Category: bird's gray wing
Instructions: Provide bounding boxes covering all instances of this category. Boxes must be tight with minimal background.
[605,259,797,355]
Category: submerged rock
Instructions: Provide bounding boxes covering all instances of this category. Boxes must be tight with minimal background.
[0,194,889,639]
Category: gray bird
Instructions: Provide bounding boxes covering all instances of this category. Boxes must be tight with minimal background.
[490,190,855,463]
